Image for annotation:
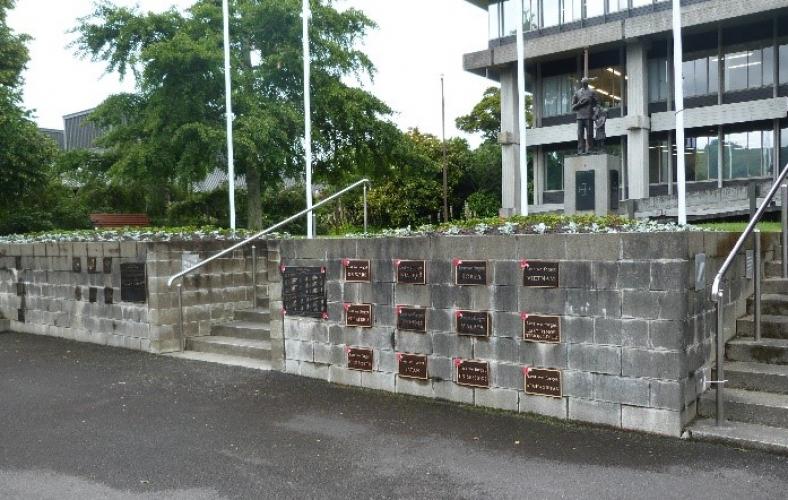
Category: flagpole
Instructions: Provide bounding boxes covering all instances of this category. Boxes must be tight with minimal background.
[222,0,236,230]
[303,0,314,238]
[672,0,687,225]
[516,0,528,215]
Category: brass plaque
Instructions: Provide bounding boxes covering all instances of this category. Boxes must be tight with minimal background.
[456,360,489,388]
[455,260,488,286]
[397,260,426,285]
[282,266,327,319]
[522,260,560,288]
[398,353,428,380]
[522,314,561,344]
[346,304,373,328]
[16,282,25,297]
[104,287,113,304]
[89,287,97,303]
[525,368,562,398]
[87,257,98,274]
[347,347,374,371]
[120,263,147,303]
[456,311,490,337]
[72,257,82,273]
[344,259,371,282]
[103,257,113,274]
[397,307,427,332]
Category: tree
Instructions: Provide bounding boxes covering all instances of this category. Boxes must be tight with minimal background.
[455,86,534,144]
[0,0,57,231]
[74,0,398,229]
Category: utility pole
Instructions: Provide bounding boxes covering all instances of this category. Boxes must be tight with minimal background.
[441,74,449,223]
[672,0,687,225]
[516,0,528,215]
[222,0,236,230]
[303,0,314,238]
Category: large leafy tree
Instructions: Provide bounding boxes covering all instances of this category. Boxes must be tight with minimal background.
[74,0,398,229]
[0,0,57,229]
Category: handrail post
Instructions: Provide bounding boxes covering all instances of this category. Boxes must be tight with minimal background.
[716,289,725,426]
[782,184,788,279]
[251,245,257,308]
[177,284,184,352]
[754,230,762,341]
[363,183,368,235]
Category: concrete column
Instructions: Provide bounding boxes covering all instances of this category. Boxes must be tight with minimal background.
[499,66,522,216]
[535,145,545,205]
[626,40,651,200]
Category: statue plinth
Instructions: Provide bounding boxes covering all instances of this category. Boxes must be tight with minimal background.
[564,154,621,217]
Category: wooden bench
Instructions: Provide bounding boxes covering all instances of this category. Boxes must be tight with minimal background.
[89,213,152,229]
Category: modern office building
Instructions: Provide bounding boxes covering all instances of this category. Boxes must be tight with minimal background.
[463,0,788,218]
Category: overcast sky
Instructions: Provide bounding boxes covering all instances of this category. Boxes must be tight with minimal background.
[8,0,493,145]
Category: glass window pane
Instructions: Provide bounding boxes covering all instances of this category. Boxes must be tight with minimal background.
[763,130,774,177]
[543,0,560,27]
[781,45,788,84]
[725,51,749,91]
[546,150,563,190]
[781,127,788,171]
[684,137,697,182]
[695,58,708,96]
[525,0,539,31]
[632,0,653,7]
[709,56,719,94]
[708,134,719,180]
[565,0,582,23]
[586,0,605,18]
[682,60,695,97]
[725,132,749,178]
[763,46,775,87]
[489,2,502,40]
[696,137,709,181]
[748,49,763,88]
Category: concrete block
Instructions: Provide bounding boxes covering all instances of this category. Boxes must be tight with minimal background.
[361,327,395,351]
[285,359,300,374]
[621,405,682,436]
[427,309,452,333]
[565,234,621,260]
[362,371,396,392]
[329,365,362,387]
[616,261,651,289]
[428,356,453,381]
[491,362,523,390]
[285,339,314,362]
[433,333,474,359]
[593,261,619,290]
[564,289,598,316]
[563,316,594,344]
[517,234,568,260]
[301,362,329,381]
[623,290,688,321]
[492,285,518,312]
[434,380,474,404]
[475,387,519,412]
[649,379,683,411]
[648,320,686,350]
[396,378,434,398]
[519,288,565,316]
[597,290,623,318]
[519,394,567,419]
[378,349,397,373]
[650,261,690,291]
[474,336,518,364]
[492,261,520,286]
[313,343,332,364]
[559,261,593,289]
[372,259,394,284]
[568,395,622,427]
[622,348,686,380]
[428,260,453,285]
[328,325,343,345]
[622,233,688,260]
[594,373,650,406]
[519,342,567,369]
[395,331,432,354]
[568,344,621,375]
[491,312,521,339]
[329,345,346,366]
[394,284,431,307]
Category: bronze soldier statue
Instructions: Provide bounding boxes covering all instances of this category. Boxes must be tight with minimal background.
[571,77,598,155]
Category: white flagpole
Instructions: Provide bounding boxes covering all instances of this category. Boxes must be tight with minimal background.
[303,0,314,239]
[672,0,687,225]
[516,0,528,215]
[222,0,236,230]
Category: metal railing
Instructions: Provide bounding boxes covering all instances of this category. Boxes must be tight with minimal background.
[711,162,788,426]
[167,178,371,350]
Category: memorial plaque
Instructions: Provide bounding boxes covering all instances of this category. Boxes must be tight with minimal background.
[456,360,489,388]
[89,287,97,303]
[398,353,428,380]
[104,287,113,304]
[103,257,113,274]
[16,282,25,296]
[525,368,563,398]
[456,310,490,337]
[347,347,374,371]
[17,309,24,323]
[396,260,426,285]
[74,287,82,301]
[397,307,427,333]
[344,259,371,282]
[610,170,620,211]
[120,263,147,303]
[14,256,21,269]
[576,170,595,211]
[346,304,373,328]
[87,257,98,274]
[523,261,560,288]
[455,260,488,286]
[72,257,82,273]
[523,314,561,344]
[282,266,327,319]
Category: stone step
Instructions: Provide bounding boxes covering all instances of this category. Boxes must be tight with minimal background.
[186,336,271,360]
[766,261,787,278]
[211,320,270,340]
[762,278,788,295]
[727,338,788,365]
[234,308,271,323]
[698,388,788,428]
[688,418,788,455]
[255,296,270,309]
[736,315,788,340]
[165,351,272,371]
[722,361,788,394]
[747,294,788,316]
[0,319,9,332]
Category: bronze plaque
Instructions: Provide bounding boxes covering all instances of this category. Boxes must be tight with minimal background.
[282,266,327,319]
[456,360,489,388]
[525,368,563,398]
[17,309,25,323]
[344,259,371,282]
[16,282,25,297]
[522,314,561,344]
[397,307,427,332]
[72,257,82,273]
[346,304,373,328]
[398,353,428,380]
[89,287,97,303]
[74,287,82,301]
[347,347,374,371]
[103,257,112,274]
[397,260,426,285]
[87,257,98,274]
[104,287,114,304]
[120,263,147,303]
[455,260,487,286]
[522,260,560,288]
[456,310,490,337]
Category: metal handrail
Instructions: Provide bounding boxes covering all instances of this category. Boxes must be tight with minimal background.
[710,162,788,426]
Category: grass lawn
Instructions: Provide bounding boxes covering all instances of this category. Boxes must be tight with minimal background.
[695,221,783,232]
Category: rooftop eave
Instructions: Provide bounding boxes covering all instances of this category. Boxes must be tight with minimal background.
[465,0,490,9]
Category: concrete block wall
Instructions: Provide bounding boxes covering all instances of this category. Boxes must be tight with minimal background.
[0,241,261,353]
[272,232,752,437]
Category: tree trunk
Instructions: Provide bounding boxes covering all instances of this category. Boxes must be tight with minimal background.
[247,164,262,230]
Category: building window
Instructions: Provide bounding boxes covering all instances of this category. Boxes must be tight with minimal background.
[545,148,570,191]
[632,0,653,7]
[724,46,774,93]
[608,0,627,13]
[585,0,605,18]
[588,66,624,109]
[648,58,669,103]
[563,0,582,24]
[542,74,575,117]
[682,134,719,182]
[488,0,539,40]
[724,129,774,179]
[543,0,560,28]
[682,55,719,97]
[780,44,788,85]
[781,126,788,169]
[650,137,670,184]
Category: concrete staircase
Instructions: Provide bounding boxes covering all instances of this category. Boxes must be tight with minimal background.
[691,262,788,453]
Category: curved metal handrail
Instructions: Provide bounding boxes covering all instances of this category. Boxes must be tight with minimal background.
[167,178,371,288]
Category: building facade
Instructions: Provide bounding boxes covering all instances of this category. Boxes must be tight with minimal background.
[464,0,788,216]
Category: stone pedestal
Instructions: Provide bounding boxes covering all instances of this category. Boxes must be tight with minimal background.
[564,154,621,217]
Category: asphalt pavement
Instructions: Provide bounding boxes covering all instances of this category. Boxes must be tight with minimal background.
[1,331,787,499]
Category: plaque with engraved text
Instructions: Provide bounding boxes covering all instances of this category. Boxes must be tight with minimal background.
[457,360,489,388]
[347,347,374,371]
[346,304,373,328]
[397,307,427,332]
[103,257,112,274]
[282,266,327,319]
[523,314,561,343]
[120,263,147,303]
[87,257,97,274]
[525,368,563,398]
[344,259,371,282]
[396,260,426,285]
[455,260,488,286]
[105,287,114,304]
[523,261,560,288]
[456,311,490,337]
[398,353,428,380]
[72,257,82,273]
